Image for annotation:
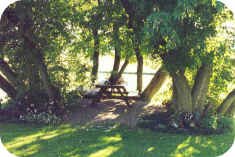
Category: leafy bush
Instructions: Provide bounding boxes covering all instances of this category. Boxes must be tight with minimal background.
[200,113,234,132]
[16,89,65,113]
[217,116,234,132]
[200,113,218,130]
[65,88,83,106]
[138,110,234,134]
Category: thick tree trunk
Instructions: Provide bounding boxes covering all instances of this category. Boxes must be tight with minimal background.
[109,24,121,84]
[19,5,62,105]
[192,64,212,113]
[91,28,99,84]
[34,52,57,101]
[171,71,193,112]
[0,58,18,86]
[27,64,40,90]
[217,89,235,115]
[22,29,57,101]
[0,74,16,99]
[135,47,143,94]
[141,66,169,101]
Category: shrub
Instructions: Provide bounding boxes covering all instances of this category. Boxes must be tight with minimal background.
[200,113,234,133]
[200,113,218,130]
[64,88,83,106]
[0,89,68,124]
[217,116,234,132]
[138,109,234,134]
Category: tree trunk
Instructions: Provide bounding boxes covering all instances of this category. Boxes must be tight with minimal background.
[217,89,235,115]
[135,47,143,94]
[171,71,193,112]
[0,58,18,86]
[120,0,135,29]
[22,28,57,101]
[120,0,143,94]
[91,28,99,84]
[141,66,169,101]
[110,47,121,78]
[34,52,57,101]
[0,74,16,99]
[27,64,40,90]
[20,5,61,104]
[109,56,129,84]
[192,64,212,113]
[118,57,129,77]
[109,24,121,84]
[225,101,235,116]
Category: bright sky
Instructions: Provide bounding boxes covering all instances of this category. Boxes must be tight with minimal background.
[220,0,235,15]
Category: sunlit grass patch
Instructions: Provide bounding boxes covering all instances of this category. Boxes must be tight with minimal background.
[88,146,120,157]
[0,123,234,157]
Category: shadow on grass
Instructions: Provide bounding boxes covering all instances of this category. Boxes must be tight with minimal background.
[0,122,234,157]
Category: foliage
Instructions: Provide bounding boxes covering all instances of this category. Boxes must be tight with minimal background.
[0,0,74,105]
[0,0,95,107]
[217,116,235,131]
[200,113,234,132]
[0,89,67,123]
[138,109,234,134]
[64,88,84,108]
[200,112,218,130]
[143,0,233,71]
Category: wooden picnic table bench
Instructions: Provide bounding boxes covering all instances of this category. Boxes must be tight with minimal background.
[85,84,139,107]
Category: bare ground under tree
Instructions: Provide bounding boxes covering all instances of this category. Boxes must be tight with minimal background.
[68,99,163,127]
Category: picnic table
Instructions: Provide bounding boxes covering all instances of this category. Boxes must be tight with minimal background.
[85,84,139,107]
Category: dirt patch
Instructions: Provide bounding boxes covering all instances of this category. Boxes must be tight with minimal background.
[68,99,160,127]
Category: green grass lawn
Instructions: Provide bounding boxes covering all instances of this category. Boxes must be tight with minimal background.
[0,123,234,157]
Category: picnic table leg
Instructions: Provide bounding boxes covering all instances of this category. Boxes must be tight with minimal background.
[92,87,106,105]
[125,98,131,107]
[120,86,128,93]
[117,87,131,107]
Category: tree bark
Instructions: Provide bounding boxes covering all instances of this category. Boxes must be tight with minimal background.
[109,24,121,84]
[109,56,129,84]
[171,71,193,112]
[0,58,18,86]
[192,64,212,113]
[225,101,235,116]
[91,28,99,84]
[141,66,169,102]
[117,57,129,77]
[135,47,143,94]
[120,0,143,94]
[27,64,40,90]
[120,0,134,29]
[34,51,57,101]
[0,74,16,99]
[22,27,58,102]
[217,89,235,115]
